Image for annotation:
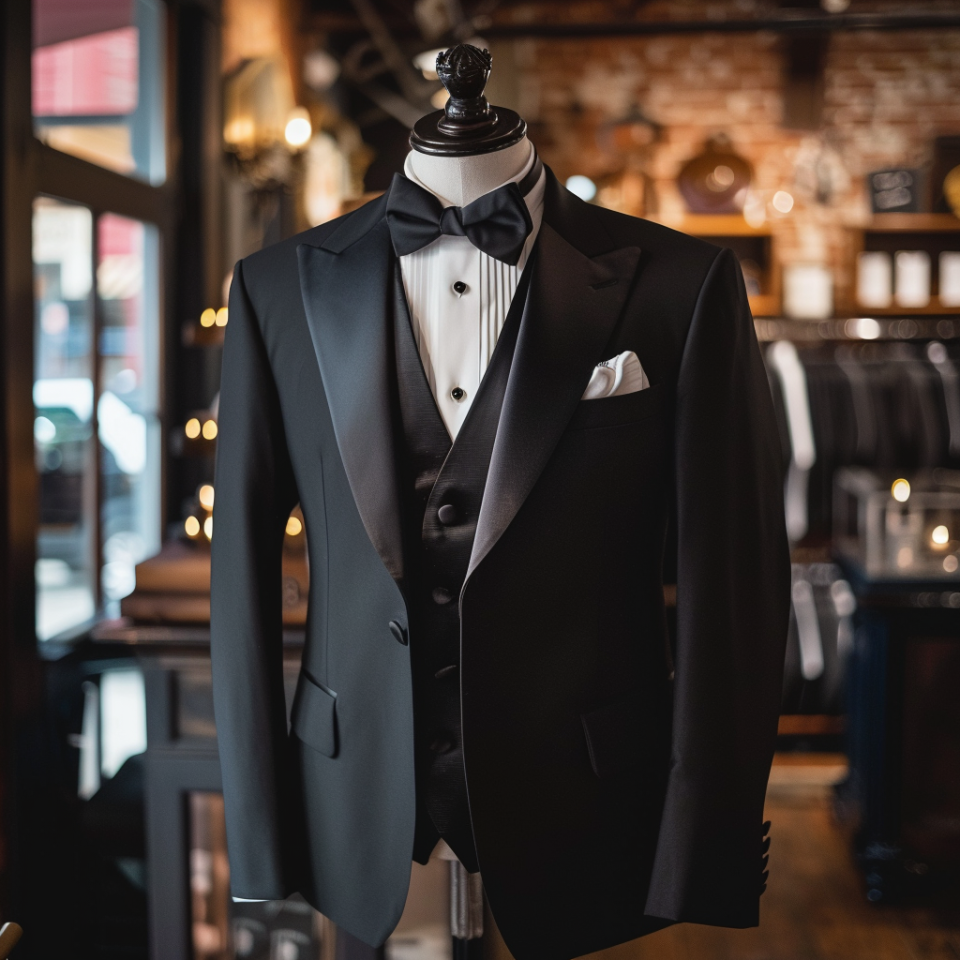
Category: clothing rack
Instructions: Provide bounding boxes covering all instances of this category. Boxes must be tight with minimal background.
[756,316,960,343]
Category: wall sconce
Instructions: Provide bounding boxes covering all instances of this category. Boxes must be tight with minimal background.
[224,57,314,186]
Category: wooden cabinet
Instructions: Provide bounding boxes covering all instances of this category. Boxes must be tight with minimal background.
[843,213,960,316]
[671,214,780,317]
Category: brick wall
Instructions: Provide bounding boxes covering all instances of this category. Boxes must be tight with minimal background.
[499,22,960,310]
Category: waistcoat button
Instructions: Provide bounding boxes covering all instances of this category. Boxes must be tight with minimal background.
[432,587,453,605]
[438,503,458,525]
[430,737,455,754]
[388,620,408,645]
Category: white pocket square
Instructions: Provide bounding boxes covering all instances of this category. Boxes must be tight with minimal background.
[581,351,649,400]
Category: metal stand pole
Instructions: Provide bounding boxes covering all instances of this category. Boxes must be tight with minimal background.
[450,859,484,960]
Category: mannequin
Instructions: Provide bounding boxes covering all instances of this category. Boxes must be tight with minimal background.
[210,36,789,960]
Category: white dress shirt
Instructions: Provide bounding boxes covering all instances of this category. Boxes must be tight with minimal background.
[399,150,546,440]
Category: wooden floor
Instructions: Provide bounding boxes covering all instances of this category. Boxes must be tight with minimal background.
[485,756,960,960]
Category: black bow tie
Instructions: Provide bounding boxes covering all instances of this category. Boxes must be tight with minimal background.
[385,156,543,266]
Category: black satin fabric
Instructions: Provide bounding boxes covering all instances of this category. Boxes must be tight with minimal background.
[394,262,532,874]
[384,165,537,265]
[210,167,790,960]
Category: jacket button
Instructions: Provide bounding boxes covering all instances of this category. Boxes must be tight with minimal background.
[389,620,408,645]
[432,587,453,605]
[438,504,458,525]
[430,737,455,754]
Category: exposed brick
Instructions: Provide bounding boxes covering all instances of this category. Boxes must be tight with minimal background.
[502,20,960,309]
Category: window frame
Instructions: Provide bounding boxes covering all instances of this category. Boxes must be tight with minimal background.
[3,0,181,645]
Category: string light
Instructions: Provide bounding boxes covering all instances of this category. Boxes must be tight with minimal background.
[932,524,950,546]
[184,516,200,537]
[203,516,213,540]
[891,479,910,503]
[199,484,215,510]
[202,420,218,440]
[215,307,228,327]
[286,516,303,536]
[185,418,201,439]
[200,308,216,328]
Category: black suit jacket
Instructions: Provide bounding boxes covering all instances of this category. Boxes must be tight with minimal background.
[210,169,790,960]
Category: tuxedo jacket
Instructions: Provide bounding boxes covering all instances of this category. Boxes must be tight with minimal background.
[210,169,791,960]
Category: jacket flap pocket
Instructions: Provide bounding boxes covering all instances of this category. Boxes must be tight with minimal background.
[291,671,338,758]
[581,693,642,779]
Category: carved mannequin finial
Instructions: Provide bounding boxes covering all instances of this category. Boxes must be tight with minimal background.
[436,44,495,135]
[410,43,526,156]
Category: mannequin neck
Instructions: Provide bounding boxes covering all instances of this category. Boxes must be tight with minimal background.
[406,137,533,207]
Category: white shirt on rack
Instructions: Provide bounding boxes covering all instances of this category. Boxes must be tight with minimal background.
[398,149,546,440]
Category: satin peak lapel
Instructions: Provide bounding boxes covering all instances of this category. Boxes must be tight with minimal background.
[297,213,406,584]
[468,223,641,578]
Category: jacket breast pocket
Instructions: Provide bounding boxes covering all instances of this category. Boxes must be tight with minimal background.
[291,670,338,758]
[567,383,663,432]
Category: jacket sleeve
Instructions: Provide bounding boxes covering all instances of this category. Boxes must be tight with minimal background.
[210,258,302,899]
[644,247,790,927]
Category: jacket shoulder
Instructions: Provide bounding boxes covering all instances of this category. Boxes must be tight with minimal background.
[589,204,722,268]
[238,195,387,288]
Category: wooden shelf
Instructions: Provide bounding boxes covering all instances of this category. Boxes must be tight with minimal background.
[853,296,960,316]
[749,293,779,317]
[778,714,845,736]
[864,213,960,233]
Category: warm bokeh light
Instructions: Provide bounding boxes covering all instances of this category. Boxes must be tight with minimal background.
[891,479,911,502]
[897,546,914,568]
[185,418,201,439]
[184,516,200,537]
[944,555,959,573]
[286,516,303,536]
[202,420,218,440]
[285,107,312,149]
[772,190,794,213]
[203,516,213,540]
[200,308,216,327]
[932,524,950,546]
[215,307,228,327]
[198,484,215,510]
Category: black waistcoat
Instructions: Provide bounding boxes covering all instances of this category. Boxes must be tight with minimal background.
[393,263,532,873]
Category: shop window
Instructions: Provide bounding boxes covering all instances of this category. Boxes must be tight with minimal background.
[32,0,166,184]
[97,213,162,606]
[33,199,161,640]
